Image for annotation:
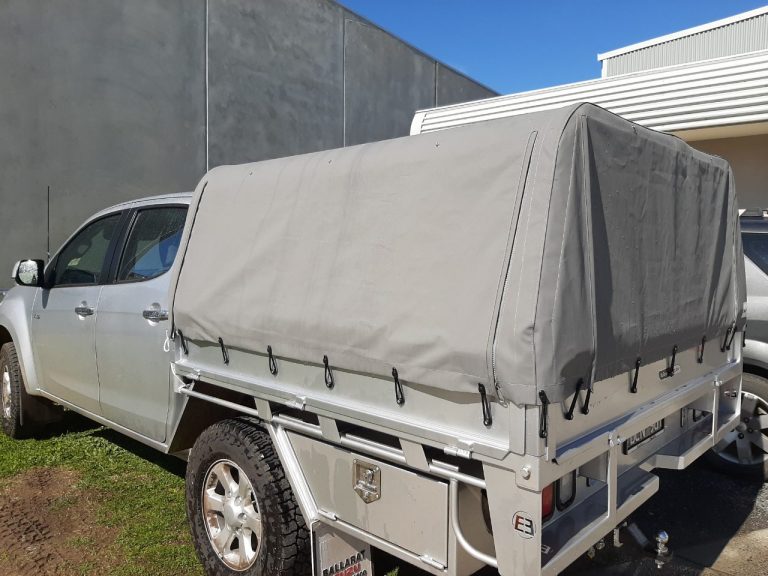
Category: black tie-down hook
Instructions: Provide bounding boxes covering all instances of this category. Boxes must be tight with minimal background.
[666,345,678,377]
[721,323,737,352]
[393,367,405,405]
[564,379,592,419]
[539,391,550,439]
[565,379,584,420]
[478,383,493,427]
[323,355,334,389]
[218,337,229,365]
[267,345,278,376]
[176,329,189,355]
[630,357,641,393]
[697,336,706,364]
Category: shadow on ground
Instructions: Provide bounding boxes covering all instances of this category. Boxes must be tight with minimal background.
[34,410,99,439]
[93,427,187,479]
[42,411,187,479]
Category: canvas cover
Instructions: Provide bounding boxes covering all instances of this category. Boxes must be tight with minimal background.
[170,103,745,405]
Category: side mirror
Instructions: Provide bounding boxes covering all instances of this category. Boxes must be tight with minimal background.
[12,259,45,287]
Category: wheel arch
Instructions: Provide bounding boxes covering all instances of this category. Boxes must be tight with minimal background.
[0,320,40,395]
[742,336,768,382]
[0,324,12,349]
[744,362,768,381]
[167,381,251,455]
[0,288,43,395]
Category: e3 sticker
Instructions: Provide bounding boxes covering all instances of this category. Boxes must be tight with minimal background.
[513,511,535,539]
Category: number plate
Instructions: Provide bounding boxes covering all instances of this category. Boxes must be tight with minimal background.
[622,419,665,454]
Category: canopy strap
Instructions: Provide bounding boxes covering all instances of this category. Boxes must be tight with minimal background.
[218,337,229,365]
[393,367,405,405]
[630,357,641,394]
[582,384,592,415]
[267,345,278,376]
[323,355,334,389]
[176,329,188,355]
[666,345,678,377]
[721,323,736,352]
[478,383,492,427]
[538,391,550,439]
[697,336,706,364]
[564,379,584,420]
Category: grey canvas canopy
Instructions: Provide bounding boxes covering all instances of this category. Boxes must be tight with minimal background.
[170,103,745,406]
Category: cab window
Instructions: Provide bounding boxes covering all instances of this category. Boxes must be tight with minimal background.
[52,214,121,287]
[117,207,187,282]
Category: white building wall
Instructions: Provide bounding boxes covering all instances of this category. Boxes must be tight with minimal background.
[691,134,768,209]
[600,6,768,76]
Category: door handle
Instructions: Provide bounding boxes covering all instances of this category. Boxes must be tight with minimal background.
[142,308,169,322]
[75,305,95,317]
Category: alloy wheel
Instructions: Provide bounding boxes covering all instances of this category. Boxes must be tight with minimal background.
[1,366,10,419]
[713,391,768,466]
[202,459,263,571]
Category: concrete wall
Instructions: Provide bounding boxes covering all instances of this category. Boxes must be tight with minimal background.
[0,0,496,286]
[207,0,496,161]
[0,0,206,282]
[208,0,345,166]
[691,134,768,209]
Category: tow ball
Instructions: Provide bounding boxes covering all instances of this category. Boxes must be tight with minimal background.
[621,522,672,568]
[654,531,671,569]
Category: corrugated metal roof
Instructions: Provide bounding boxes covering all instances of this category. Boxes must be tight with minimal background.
[599,6,768,77]
[410,51,768,135]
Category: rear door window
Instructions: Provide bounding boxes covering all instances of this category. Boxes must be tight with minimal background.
[116,207,188,282]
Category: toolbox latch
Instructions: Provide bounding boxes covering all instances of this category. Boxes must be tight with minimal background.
[353,460,381,504]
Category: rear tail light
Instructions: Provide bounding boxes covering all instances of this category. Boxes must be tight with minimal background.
[542,483,555,521]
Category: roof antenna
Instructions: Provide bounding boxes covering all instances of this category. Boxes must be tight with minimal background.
[47,185,51,261]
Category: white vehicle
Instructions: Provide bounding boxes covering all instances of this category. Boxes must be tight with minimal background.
[0,103,745,576]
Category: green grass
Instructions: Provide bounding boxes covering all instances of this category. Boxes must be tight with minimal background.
[0,418,407,576]
[0,420,203,576]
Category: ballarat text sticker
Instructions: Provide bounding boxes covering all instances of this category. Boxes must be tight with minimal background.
[321,549,368,576]
[513,511,535,539]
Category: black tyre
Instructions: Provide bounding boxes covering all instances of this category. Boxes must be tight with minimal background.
[186,418,310,576]
[0,342,24,438]
[706,372,768,480]
[0,342,63,439]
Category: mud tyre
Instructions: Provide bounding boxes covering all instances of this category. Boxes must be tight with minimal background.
[186,418,310,575]
[0,342,23,438]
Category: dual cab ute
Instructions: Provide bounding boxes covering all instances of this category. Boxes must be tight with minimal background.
[0,103,746,576]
